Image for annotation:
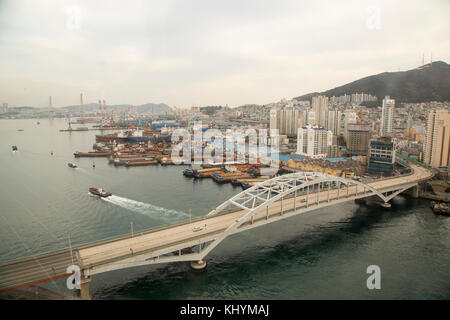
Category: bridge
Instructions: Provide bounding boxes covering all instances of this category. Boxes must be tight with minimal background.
[0,163,433,299]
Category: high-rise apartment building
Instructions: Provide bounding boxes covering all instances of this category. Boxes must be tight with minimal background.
[270,108,282,133]
[270,105,300,137]
[424,109,450,168]
[380,96,395,136]
[283,106,300,137]
[327,110,342,136]
[296,125,333,159]
[312,95,329,127]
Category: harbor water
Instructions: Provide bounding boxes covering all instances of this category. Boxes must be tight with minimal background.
[0,118,449,299]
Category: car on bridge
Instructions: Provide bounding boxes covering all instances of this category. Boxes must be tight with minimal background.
[193,226,203,232]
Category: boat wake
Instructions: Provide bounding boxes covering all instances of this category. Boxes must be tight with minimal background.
[101,195,188,221]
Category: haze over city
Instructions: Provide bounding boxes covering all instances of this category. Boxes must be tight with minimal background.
[1,0,449,108]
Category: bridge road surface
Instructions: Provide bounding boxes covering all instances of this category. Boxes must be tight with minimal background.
[0,164,432,293]
[0,250,76,293]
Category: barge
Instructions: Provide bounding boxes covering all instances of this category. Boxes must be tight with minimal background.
[74,151,110,158]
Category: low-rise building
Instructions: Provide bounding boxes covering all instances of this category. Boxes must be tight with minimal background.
[368,137,397,175]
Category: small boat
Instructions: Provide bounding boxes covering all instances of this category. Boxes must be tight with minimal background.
[68,163,77,168]
[12,146,18,151]
[430,201,450,216]
[89,187,112,198]
[17,129,24,131]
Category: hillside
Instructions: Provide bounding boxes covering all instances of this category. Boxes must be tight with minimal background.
[294,61,450,103]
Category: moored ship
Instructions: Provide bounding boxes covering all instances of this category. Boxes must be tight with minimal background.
[430,201,450,216]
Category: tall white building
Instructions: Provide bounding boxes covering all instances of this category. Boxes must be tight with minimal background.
[327,110,342,136]
[296,125,333,159]
[312,95,329,127]
[380,96,395,136]
[306,110,315,125]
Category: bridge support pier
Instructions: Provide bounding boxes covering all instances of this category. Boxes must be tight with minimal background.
[411,186,419,198]
[80,277,91,300]
[380,202,391,208]
[190,260,207,272]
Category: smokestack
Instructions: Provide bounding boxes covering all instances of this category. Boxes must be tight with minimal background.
[103,100,106,111]
[49,96,52,108]
[80,93,83,107]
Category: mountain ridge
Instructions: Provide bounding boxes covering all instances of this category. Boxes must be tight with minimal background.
[294,61,450,103]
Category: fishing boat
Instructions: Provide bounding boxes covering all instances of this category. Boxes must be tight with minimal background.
[89,187,112,198]
[68,163,77,168]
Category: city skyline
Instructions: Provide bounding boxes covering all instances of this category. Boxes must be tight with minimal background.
[1,0,449,108]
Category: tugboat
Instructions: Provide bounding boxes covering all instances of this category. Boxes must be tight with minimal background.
[12,146,18,151]
[89,187,112,198]
[68,163,77,168]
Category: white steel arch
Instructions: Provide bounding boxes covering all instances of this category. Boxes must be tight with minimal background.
[198,171,417,259]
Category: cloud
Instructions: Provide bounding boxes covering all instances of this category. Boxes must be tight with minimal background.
[0,0,449,107]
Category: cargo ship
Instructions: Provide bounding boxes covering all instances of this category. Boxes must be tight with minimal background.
[89,187,112,198]
[96,130,171,143]
[96,133,126,143]
[74,151,110,158]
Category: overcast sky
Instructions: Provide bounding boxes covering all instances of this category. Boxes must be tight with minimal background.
[0,0,449,108]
